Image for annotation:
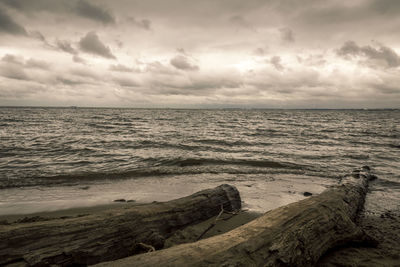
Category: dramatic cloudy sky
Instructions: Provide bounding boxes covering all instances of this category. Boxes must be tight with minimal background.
[1,0,400,108]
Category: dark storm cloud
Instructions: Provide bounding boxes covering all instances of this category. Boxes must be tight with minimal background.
[359,45,400,68]
[0,81,47,100]
[0,0,65,12]
[366,0,400,16]
[249,68,323,95]
[337,41,400,68]
[109,64,133,72]
[114,77,140,87]
[270,56,284,71]
[127,17,151,30]
[0,64,29,80]
[2,0,400,108]
[279,27,294,43]
[56,76,87,86]
[0,54,54,88]
[298,4,360,25]
[372,84,400,95]
[1,54,50,70]
[253,47,266,56]
[1,54,23,65]
[75,0,115,25]
[73,55,86,64]
[70,67,100,80]
[30,31,46,42]
[188,76,242,90]
[170,55,199,71]
[150,73,242,96]
[337,41,360,55]
[176,48,186,54]
[56,40,78,55]
[79,31,116,59]
[145,61,179,75]
[0,7,27,35]
[229,15,255,31]
[1,0,115,25]
[297,0,400,27]
[25,59,50,70]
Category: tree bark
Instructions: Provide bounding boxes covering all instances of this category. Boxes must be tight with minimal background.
[96,167,377,267]
[0,184,241,266]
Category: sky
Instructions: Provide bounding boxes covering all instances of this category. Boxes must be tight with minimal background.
[0,0,399,108]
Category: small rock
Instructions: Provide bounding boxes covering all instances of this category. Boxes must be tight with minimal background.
[59,216,72,219]
[370,174,378,180]
[127,200,136,203]
[303,192,313,197]
[79,186,90,190]
[113,199,126,202]
[362,165,371,171]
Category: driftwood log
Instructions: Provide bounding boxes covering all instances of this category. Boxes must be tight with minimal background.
[96,166,377,267]
[0,184,241,266]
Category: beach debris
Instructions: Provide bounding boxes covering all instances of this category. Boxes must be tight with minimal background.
[58,216,72,219]
[0,184,241,266]
[137,243,156,253]
[103,167,378,267]
[113,199,126,202]
[79,186,90,190]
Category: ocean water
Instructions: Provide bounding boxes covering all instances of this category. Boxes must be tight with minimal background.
[0,108,399,215]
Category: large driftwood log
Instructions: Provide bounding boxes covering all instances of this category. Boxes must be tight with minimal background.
[97,167,377,267]
[0,184,241,266]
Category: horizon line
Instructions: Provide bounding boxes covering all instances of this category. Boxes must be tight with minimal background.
[0,105,398,110]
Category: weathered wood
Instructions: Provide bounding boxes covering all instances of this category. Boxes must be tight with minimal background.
[0,184,241,266]
[96,166,377,267]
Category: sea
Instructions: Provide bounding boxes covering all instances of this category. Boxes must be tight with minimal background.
[0,107,399,216]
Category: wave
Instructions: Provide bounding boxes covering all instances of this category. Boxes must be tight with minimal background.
[0,157,304,189]
[389,143,400,149]
[344,154,370,160]
[1,108,398,192]
[151,157,302,169]
[246,128,281,137]
[377,179,400,188]
[192,139,271,147]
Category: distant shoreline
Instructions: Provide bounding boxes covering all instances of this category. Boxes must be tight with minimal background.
[0,106,398,110]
